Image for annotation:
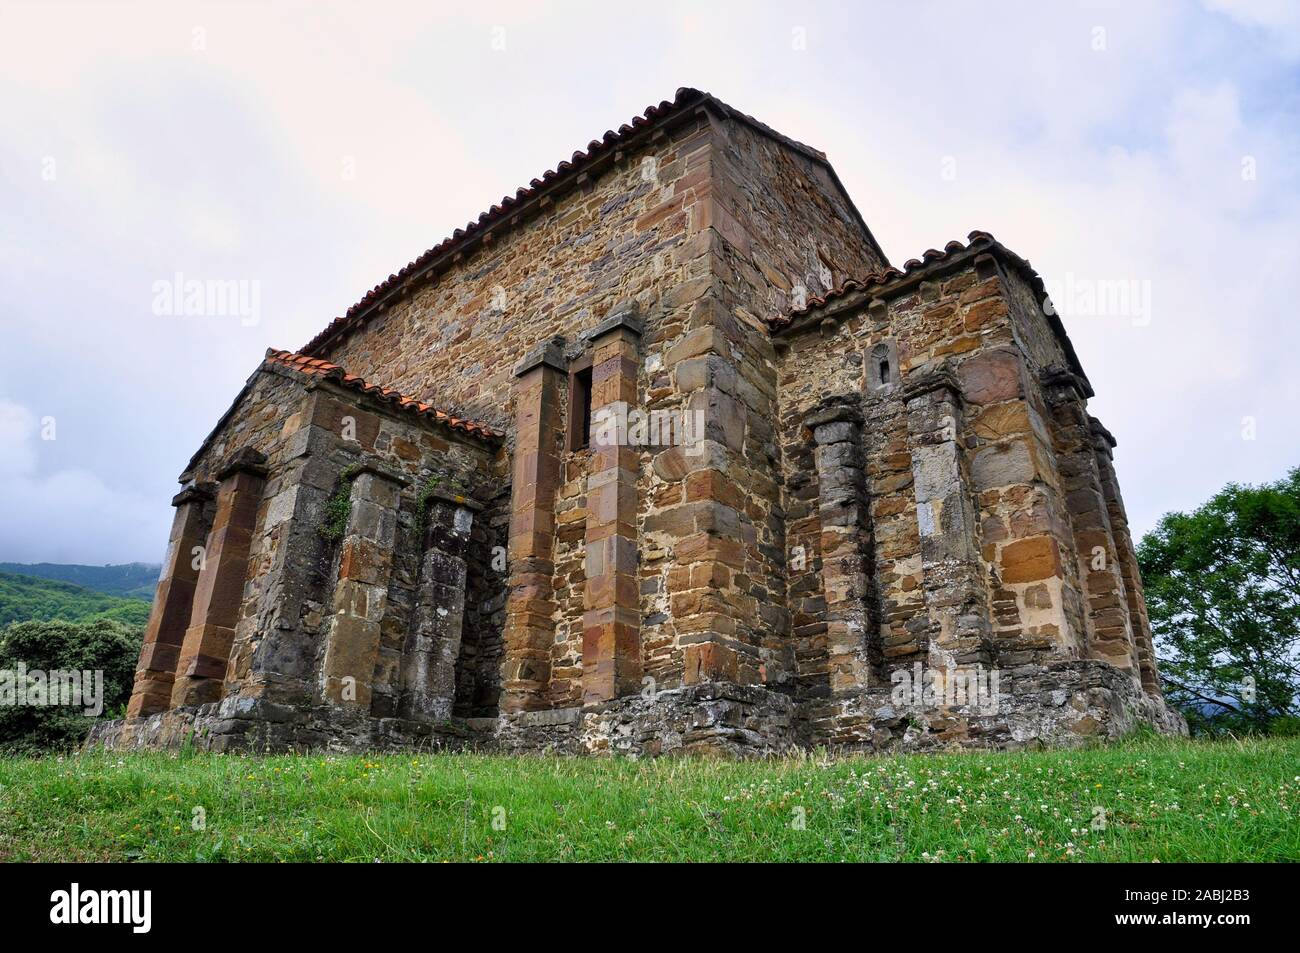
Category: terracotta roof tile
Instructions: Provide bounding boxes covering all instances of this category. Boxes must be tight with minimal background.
[264,349,501,441]
[769,230,1091,395]
[300,87,877,358]
[770,230,1001,327]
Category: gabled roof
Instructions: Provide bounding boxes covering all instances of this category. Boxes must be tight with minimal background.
[180,349,499,480]
[769,230,1093,396]
[301,87,886,357]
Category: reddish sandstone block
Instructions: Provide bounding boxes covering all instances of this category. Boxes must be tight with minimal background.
[1000,536,1062,584]
[683,642,737,684]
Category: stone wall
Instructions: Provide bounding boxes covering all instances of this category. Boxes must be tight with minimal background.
[116,356,504,751]
[772,239,1183,747]
[101,93,1184,757]
[321,115,716,440]
[310,102,891,714]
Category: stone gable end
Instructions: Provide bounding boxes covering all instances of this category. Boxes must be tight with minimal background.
[94,91,1184,756]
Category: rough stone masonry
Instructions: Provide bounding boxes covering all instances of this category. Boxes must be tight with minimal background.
[91,88,1186,757]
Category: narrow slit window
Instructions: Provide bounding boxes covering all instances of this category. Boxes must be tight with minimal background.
[569,366,593,450]
[879,358,891,384]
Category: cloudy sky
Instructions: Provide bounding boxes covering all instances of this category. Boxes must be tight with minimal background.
[1,0,1297,565]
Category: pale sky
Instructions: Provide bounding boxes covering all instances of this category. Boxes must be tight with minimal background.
[1,0,1297,564]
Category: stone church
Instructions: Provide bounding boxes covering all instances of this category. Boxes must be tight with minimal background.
[93,88,1185,755]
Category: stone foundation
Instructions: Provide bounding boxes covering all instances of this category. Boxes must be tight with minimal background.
[88,663,1183,757]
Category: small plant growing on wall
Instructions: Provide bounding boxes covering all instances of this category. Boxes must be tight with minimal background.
[319,463,361,541]
[414,474,442,536]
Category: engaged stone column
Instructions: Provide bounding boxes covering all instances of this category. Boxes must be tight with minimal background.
[320,466,404,708]
[904,368,992,668]
[171,449,267,709]
[583,304,642,704]
[401,494,478,721]
[806,402,874,692]
[127,483,215,718]
[501,339,565,713]
[1091,418,1160,692]
[1041,370,1140,677]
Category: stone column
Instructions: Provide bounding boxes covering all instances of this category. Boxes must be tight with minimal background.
[401,494,478,721]
[1041,370,1140,677]
[171,449,267,709]
[1091,418,1160,692]
[320,466,404,708]
[805,402,874,692]
[903,368,992,669]
[583,304,643,704]
[501,338,565,712]
[126,483,215,718]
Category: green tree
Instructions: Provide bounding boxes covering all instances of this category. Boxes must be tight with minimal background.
[0,571,151,627]
[1138,467,1300,735]
[0,618,142,753]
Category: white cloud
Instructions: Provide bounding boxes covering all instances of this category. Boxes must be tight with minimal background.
[0,0,1297,561]
[0,400,165,564]
[1203,0,1300,57]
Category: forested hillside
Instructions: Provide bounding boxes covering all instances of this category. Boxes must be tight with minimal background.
[0,572,152,627]
[0,562,159,600]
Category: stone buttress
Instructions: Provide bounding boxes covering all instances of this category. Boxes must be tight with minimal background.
[94,89,1183,755]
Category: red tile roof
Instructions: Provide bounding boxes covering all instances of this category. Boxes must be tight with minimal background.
[300,87,884,357]
[265,349,501,440]
[769,230,1092,395]
[770,231,999,327]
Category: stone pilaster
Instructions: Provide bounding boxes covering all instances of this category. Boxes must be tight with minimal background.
[903,367,992,669]
[171,449,267,709]
[1041,370,1140,677]
[320,466,404,708]
[583,303,643,704]
[959,345,1087,662]
[658,298,754,689]
[805,401,874,692]
[401,492,477,720]
[501,339,565,712]
[126,483,215,718]
[1090,417,1160,692]
[222,409,341,706]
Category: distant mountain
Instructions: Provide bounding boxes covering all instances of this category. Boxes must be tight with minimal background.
[0,572,152,628]
[0,562,160,600]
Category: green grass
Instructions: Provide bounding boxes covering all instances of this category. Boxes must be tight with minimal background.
[0,735,1295,862]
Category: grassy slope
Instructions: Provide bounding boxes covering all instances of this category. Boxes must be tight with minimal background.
[0,735,1294,862]
[0,572,151,627]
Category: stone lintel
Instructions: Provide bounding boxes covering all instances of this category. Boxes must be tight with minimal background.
[1040,364,1089,404]
[216,446,269,481]
[352,459,412,487]
[171,482,217,507]
[514,336,567,377]
[899,363,962,405]
[1088,415,1118,451]
[583,300,644,342]
[804,399,863,430]
[421,483,484,511]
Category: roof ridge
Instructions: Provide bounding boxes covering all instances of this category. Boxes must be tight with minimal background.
[301,88,710,356]
[770,231,999,325]
[299,87,870,358]
[767,231,1091,395]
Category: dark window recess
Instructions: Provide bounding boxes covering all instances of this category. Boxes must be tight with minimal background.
[879,358,891,384]
[569,366,593,450]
